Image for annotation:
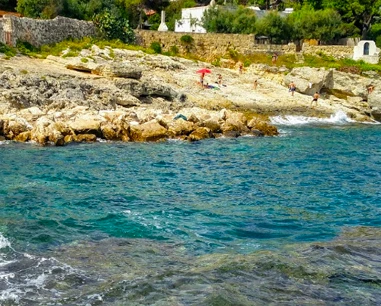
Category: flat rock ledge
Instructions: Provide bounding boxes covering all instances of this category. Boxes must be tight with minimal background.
[0,107,278,146]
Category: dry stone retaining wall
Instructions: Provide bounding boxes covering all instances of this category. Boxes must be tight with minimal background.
[135,30,353,61]
[0,15,96,47]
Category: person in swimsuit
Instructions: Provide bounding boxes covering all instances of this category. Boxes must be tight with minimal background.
[272,53,278,65]
[289,81,296,96]
[200,73,205,88]
[311,92,320,107]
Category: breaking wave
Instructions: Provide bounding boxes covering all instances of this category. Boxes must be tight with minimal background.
[270,110,359,125]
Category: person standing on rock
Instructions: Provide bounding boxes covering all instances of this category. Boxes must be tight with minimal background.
[200,73,205,89]
[367,84,375,94]
[289,81,296,96]
[311,92,320,108]
[272,53,278,65]
[253,79,258,90]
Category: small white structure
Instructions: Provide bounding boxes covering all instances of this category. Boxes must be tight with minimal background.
[158,10,168,32]
[175,0,215,33]
[353,40,380,64]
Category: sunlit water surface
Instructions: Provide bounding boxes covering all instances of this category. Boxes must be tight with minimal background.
[0,121,380,305]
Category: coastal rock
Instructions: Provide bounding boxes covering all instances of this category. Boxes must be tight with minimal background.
[130,120,168,142]
[68,115,105,136]
[14,131,31,142]
[331,70,370,98]
[101,121,130,141]
[3,117,32,139]
[200,118,222,133]
[187,127,213,141]
[30,117,67,146]
[75,134,97,142]
[284,67,333,95]
[114,78,178,101]
[368,91,381,121]
[46,55,101,74]
[168,118,195,136]
[96,62,143,79]
[221,112,249,135]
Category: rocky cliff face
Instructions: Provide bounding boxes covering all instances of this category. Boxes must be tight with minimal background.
[0,46,378,145]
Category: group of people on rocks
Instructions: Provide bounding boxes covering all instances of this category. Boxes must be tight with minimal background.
[198,52,376,108]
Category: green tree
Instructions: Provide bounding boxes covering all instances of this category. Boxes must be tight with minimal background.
[322,0,381,38]
[255,11,288,43]
[202,5,256,33]
[17,0,50,18]
[93,9,135,43]
[286,6,344,43]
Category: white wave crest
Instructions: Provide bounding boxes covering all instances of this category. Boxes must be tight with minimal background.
[270,110,356,126]
[0,234,11,249]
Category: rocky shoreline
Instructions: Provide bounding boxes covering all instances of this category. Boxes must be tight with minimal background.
[0,46,380,146]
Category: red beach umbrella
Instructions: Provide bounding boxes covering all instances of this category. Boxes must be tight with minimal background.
[197,68,211,74]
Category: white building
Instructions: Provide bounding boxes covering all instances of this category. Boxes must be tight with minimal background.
[353,40,380,64]
[175,6,209,33]
[175,0,215,33]
[174,2,293,34]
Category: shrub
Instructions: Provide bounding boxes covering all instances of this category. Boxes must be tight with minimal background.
[0,42,17,57]
[93,10,135,44]
[170,45,179,55]
[16,40,39,55]
[180,35,194,45]
[150,41,162,54]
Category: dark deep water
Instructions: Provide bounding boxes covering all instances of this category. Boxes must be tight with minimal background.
[0,123,380,305]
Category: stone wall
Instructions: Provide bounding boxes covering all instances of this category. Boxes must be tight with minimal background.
[302,43,353,59]
[135,30,354,61]
[0,15,96,47]
[135,30,297,61]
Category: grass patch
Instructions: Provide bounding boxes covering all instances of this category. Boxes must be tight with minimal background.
[0,42,17,58]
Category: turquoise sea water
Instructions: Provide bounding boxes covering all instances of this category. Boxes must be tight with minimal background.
[0,119,380,305]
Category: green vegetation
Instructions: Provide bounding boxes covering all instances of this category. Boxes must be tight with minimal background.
[93,10,135,44]
[0,42,17,58]
[150,41,162,54]
[202,5,256,34]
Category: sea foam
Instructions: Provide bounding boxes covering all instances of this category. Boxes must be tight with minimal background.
[270,110,356,125]
[0,233,11,249]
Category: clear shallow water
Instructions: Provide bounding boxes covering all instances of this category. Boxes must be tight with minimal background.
[0,122,380,305]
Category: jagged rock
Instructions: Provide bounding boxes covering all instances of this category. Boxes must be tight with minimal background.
[68,115,105,136]
[188,127,213,141]
[168,118,195,136]
[129,120,168,142]
[3,117,32,139]
[201,118,221,133]
[114,92,141,107]
[331,71,372,98]
[368,91,381,121]
[96,62,143,79]
[76,134,97,142]
[45,55,101,73]
[14,131,31,142]
[248,118,279,136]
[284,67,334,95]
[222,112,249,134]
[250,129,265,137]
[100,121,130,141]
